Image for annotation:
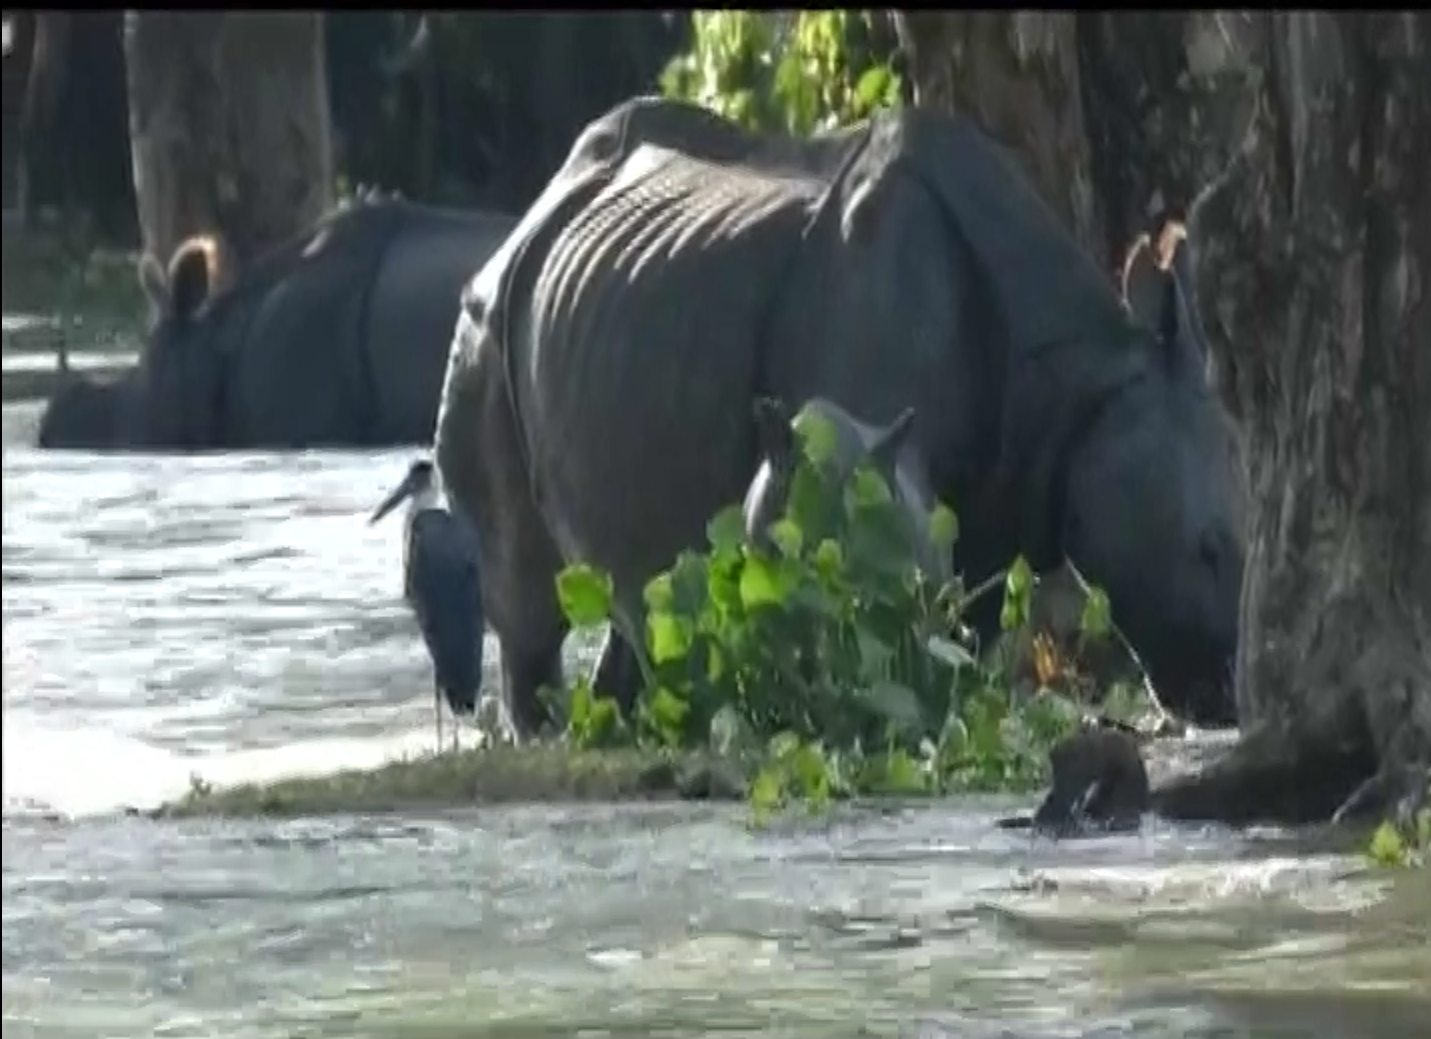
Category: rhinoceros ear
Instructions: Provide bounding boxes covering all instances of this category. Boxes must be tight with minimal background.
[168,238,218,322]
[752,396,796,472]
[138,254,169,316]
[867,406,917,473]
[1123,221,1207,373]
[1120,232,1165,336]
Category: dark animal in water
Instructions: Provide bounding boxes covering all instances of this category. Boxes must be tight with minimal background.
[369,457,484,749]
[37,193,517,451]
[994,724,1151,837]
[743,396,953,589]
[433,96,1245,740]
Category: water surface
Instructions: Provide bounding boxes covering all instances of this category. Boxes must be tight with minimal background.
[3,406,1427,1038]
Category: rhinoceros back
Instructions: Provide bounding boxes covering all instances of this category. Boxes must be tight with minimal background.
[508,142,828,598]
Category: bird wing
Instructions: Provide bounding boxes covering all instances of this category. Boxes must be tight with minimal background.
[407,509,485,713]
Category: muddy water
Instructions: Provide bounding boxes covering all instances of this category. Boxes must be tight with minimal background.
[4,414,1427,1038]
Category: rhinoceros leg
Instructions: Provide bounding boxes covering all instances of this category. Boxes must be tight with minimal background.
[435,321,570,741]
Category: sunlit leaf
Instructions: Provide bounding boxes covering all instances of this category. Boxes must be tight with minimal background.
[793,409,838,467]
[648,611,693,665]
[556,564,613,628]
[739,552,787,610]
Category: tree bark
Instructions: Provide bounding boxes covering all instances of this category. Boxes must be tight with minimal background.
[15,11,71,226]
[124,12,333,269]
[896,11,1431,824]
[1150,12,1431,824]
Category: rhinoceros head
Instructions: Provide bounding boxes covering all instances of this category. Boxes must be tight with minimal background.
[1060,227,1244,729]
[134,236,233,447]
[744,397,951,588]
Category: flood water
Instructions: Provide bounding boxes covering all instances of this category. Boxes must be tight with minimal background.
[3,400,1429,1038]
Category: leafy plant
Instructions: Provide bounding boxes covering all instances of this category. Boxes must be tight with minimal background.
[659,10,903,136]
[1366,780,1431,870]
[554,405,1115,815]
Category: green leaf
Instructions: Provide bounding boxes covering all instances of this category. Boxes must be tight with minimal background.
[789,741,832,808]
[643,572,674,613]
[1001,556,1035,632]
[1368,821,1409,868]
[1079,585,1113,640]
[849,465,893,506]
[854,65,893,112]
[769,517,804,558]
[669,552,710,618]
[565,677,624,750]
[739,552,787,610]
[647,611,693,665]
[928,504,959,550]
[707,505,747,553]
[813,538,844,579]
[556,564,613,628]
[749,765,785,817]
[793,408,838,467]
[643,686,690,748]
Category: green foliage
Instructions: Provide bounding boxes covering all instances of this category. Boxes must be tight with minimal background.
[1366,782,1431,870]
[553,404,1120,818]
[659,10,902,136]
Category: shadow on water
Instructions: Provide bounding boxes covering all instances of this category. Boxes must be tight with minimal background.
[3,407,1428,1038]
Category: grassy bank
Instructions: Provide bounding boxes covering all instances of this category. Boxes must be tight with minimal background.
[152,745,752,820]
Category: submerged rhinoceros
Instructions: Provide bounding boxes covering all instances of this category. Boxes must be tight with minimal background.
[37,194,517,450]
[743,396,953,590]
[433,96,1244,738]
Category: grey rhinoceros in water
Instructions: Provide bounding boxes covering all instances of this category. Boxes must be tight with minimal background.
[433,96,1244,737]
[37,193,517,450]
[742,396,953,591]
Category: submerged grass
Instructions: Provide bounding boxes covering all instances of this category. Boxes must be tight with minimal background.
[153,744,751,820]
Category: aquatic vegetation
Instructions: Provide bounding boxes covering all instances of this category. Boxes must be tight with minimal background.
[1366,781,1431,870]
[554,405,1115,818]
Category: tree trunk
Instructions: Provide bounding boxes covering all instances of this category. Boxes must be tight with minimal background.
[16,11,70,226]
[892,11,1101,267]
[1149,12,1431,824]
[896,11,1431,824]
[124,12,333,269]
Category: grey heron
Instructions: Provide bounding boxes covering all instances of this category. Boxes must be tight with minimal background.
[369,458,484,750]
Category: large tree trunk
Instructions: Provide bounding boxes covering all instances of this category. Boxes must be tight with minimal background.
[14,11,71,227]
[896,10,1431,824]
[124,12,333,269]
[1149,12,1431,824]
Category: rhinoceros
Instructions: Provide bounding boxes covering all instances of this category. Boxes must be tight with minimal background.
[742,396,953,591]
[37,193,517,450]
[433,96,1245,738]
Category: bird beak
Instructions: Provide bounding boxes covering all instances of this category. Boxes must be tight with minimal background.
[369,471,417,525]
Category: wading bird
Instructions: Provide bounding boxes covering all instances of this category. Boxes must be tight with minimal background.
[369,458,483,750]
